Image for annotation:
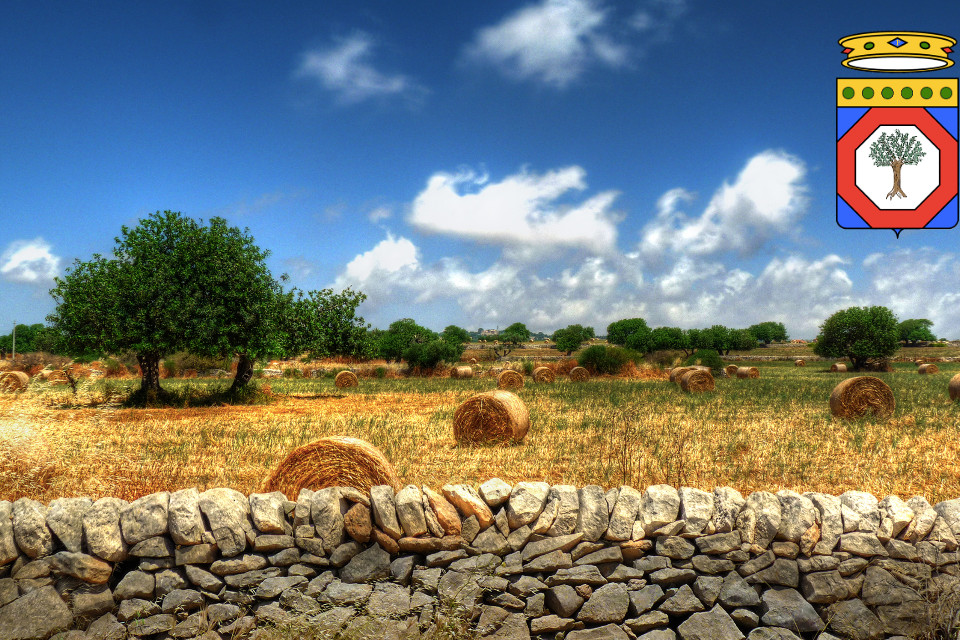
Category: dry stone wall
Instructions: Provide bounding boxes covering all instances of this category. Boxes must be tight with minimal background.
[1,482,959,640]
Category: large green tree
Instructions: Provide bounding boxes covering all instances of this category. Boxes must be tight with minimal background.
[813,306,900,370]
[551,324,594,356]
[441,325,471,345]
[748,321,788,345]
[49,212,207,395]
[377,319,436,363]
[606,318,650,349]
[284,288,371,363]
[898,318,936,346]
[491,322,531,359]
[648,327,692,356]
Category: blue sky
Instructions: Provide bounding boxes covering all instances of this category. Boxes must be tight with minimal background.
[2,1,959,340]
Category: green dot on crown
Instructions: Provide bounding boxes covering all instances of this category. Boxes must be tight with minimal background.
[881,87,894,99]
[862,87,874,99]
[902,87,913,99]
[842,87,854,99]
[921,87,933,99]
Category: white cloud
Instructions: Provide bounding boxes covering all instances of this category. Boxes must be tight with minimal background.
[409,166,619,253]
[368,206,392,223]
[464,0,628,88]
[863,248,960,339]
[640,150,807,259]
[342,233,419,282]
[0,238,61,284]
[630,0,688,37]
[296,32,420,104]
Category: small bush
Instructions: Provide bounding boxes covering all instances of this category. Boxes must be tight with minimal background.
[522,360,534,376]
[644,350,683,369]
[683,349,724,374]
[282,368,303,379]
[374,366,387,379]
[103,358,129,378]
[578,345,639,375]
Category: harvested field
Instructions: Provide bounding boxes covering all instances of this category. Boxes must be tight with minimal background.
[2,361,960,505]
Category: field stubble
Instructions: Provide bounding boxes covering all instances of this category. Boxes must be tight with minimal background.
[1,362,959,504]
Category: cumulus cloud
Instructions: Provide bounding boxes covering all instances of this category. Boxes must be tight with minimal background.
[342,233,419,282]
[409,166,619,254]
[639,150,807,260]
[0,238,61,284]
[864,248,960,339]
[367,206,392,223]
[296,32,421,104]
[463,0,628,87]
[630,0,688,37]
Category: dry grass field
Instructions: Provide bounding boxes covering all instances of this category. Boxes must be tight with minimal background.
[2,359,960,505]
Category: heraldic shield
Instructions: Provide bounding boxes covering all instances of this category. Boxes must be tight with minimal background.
[836,32,958,236]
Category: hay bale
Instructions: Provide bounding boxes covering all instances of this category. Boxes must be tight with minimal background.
[829,376,895,420]
[795,359,806,367]
[949,374,960,401]
[831,363,847,373]
[669,367,695,384]
[453,390,530,445]
[335,370,358,388]
[0,371,29,393]
[569,366,589,382]
[469,358,478,365]
[918,363,939,375]
[736,366,760,379]
[497,369,524,390]
[262,436,400,500]
[532,366,555,383]
[680,369,715,393]
[452,366,474,379]
[724,364,739,378]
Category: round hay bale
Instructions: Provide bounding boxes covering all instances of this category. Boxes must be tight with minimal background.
[949,373,960,401]
[497,369,524,390]
[829,376,895,420]
[918,363,939,375]
[453,390,530,445]
[0,371,29,393]
[736,366,759,379]
[795,359,806,367]
[262,436,400,500]
[532,366,555,383]
[724,364,739,378]
[334,370,358,388]
[469,358,478,365]
[669,367,695,384]
[569,366,589,382]
[452,366,474,379]
[831,363,847,373]
[680,369,715,393]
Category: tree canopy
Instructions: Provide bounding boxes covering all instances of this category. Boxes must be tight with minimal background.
[441,325,471,345]
[748,321,788,345]
[898,318,936,346]
[606,318,650,349]
[551,324,594,355]
[812,306,900,370]
[377,319,435,363]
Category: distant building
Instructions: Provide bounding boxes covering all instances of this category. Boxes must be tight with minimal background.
[480,329,499,337]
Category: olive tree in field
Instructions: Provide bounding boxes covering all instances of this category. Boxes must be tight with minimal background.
[868,129,925,200]
[551,324,595,356]
[813,306,900,370]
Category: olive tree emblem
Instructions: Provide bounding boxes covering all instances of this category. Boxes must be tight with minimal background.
[868,128,926,200]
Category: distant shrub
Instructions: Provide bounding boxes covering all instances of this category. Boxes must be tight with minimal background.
[522,360,534,376]
[644,350,682,369]
[282,368,303,378]
[683,349,724,375]
[578,345,639,375]
[374,366,387,379]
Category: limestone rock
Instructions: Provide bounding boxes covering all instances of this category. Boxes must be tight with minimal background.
[775,490,817,543]
[679,487,714,534]
[0,585,73,640]
[804,492,842,554]
[0,503,16,565]
[249,492,288,534]
[677,604,745,640]
[825,599,884,640]
[735,491,781,549]
[840,490,880,533]
[423,486,461,536]
[878,495,914,538]
[547,485,580,536]
[49,551,112,583]
[369,485,402,540]
[199,488,250,557]
[575,485,609,542]
[576,582,628,623]
[45,497,93,553]
[507,481,550,529]
[760,587,824,633]
[443,484,494,529]
[168,488,205,545]
[479,478,513,508]
[639,485,680,536]
[711,487,745,534]
[602,486,640,541]
[934,497,960,539]
[532,494,560,534]
[799,570,847,604]
[12,498,55,560]
[395,485,428,538]
[344,502,372,543]
[119,491,170,545]
[341,543,391,584]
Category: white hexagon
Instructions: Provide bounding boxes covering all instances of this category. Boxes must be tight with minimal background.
[856,125,939,210]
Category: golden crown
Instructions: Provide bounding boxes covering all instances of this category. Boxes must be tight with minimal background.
[839,31,954,72]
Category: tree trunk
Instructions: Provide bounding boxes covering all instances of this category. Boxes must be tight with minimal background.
[230,354,254,393]
[136,353,162,392]
[886,160,907,199]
